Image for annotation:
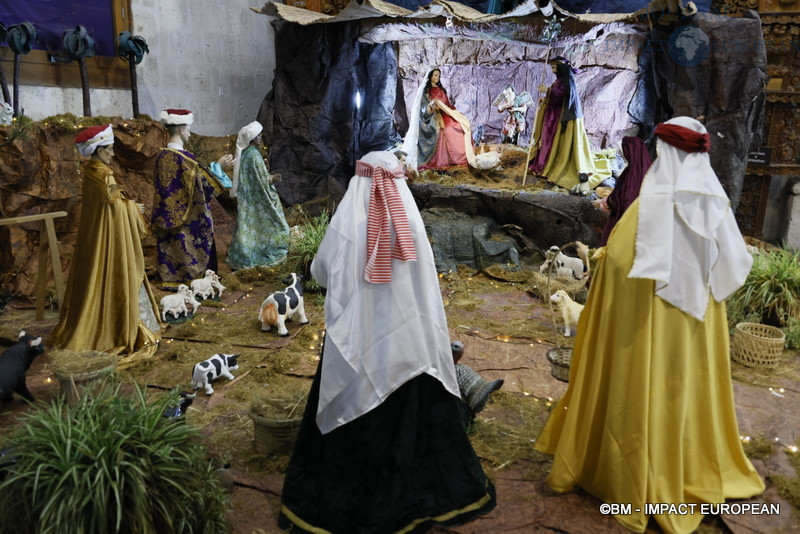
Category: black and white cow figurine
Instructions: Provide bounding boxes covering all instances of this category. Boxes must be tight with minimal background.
[258,273,309,337]
[190,353,239,395]
[162,390,197,419]
[0,330,45,403]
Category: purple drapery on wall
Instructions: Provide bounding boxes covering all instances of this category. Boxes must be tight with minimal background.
[0,1,115,57]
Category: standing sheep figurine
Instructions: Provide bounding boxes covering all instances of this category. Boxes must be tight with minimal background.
[160,285,192,321]
[191,269,225,300]
[550,290,585,337]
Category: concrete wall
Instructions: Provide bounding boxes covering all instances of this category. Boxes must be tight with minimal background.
[16,0,276,137]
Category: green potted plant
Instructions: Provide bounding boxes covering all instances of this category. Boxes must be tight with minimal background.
[285,210,329,292]
[727,248,800,328]
[0,385,229,533]
[727,248,800,368]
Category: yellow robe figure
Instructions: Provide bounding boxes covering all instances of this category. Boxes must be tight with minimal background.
[535,199,764,534]
[50,158,160,362]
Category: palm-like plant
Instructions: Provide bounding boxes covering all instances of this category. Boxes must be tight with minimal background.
[6,22,36,116]
[0,22,11,105]
[0,385,229,533]
[115,31,149,118]
[727,248,800,328]
[286,210,330,290]
[62,25,95,117]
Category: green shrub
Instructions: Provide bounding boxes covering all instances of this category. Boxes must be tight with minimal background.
[784,316,800,350]
[0,386,228,534]
[727,248,800,328]
[285,210,330,291]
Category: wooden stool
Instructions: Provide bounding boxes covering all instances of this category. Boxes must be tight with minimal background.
[0,212,68,320]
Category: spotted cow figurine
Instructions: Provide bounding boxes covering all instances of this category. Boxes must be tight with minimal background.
[258,273,309,337]
[190,353,240,395]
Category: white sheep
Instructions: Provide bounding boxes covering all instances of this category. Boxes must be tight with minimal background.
[191,270,224,300]
[184,291,201,314]
[160,285,192,321]
[550,290,585,337]
[540,245,587,280]
[210,272,226,297]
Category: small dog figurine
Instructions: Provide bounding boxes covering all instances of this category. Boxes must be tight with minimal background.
[550,290,585,337]
[259,273,309,337]
[0,330,45,402]
[191,353,240,395]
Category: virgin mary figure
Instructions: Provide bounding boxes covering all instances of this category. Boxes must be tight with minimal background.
[402,67,477,171]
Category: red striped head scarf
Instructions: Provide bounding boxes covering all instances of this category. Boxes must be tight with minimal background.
[358,160,417,283]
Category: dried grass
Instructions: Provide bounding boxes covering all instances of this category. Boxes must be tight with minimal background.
[470,390,552,479]
[248,377,309,420]
[48,348,117,375]
[730,350,800,388]
[415,145,551,193]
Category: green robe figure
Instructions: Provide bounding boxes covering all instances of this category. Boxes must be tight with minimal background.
[226,121,290,270]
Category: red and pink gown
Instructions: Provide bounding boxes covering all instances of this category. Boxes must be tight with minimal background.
[418,87,470,170]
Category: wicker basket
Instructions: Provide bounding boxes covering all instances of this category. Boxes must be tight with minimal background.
[731,322,785,369]
[55,363,117,406]
[249,410,302,454]
[546,347,572,383]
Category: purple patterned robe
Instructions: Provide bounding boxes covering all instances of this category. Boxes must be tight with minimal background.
[151,148,225,283]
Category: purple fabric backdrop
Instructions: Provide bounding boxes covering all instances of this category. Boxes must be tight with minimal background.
[0,1,115,57]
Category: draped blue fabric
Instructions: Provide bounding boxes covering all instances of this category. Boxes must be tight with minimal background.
[0,1,115,56]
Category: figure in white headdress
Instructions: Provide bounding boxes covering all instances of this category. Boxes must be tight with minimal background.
[401,67,477,171]
[226,121,290,269]
[535,117,765,534]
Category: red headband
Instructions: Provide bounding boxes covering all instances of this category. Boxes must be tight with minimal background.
[654,123,710,153]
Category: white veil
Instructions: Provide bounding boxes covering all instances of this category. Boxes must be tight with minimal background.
[400,68,433,170]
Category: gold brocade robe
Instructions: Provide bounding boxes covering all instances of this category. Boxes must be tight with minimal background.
[49,158,160,360]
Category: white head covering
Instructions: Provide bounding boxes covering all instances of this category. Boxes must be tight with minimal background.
[231,121,263,198]
[400,68,435,170]
[628,116,753,321]
[311,151,459,434]
[75,124,114,157]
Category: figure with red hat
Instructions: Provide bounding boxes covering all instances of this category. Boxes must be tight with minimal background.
[49,124,161,360]
[151,109,234,283]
